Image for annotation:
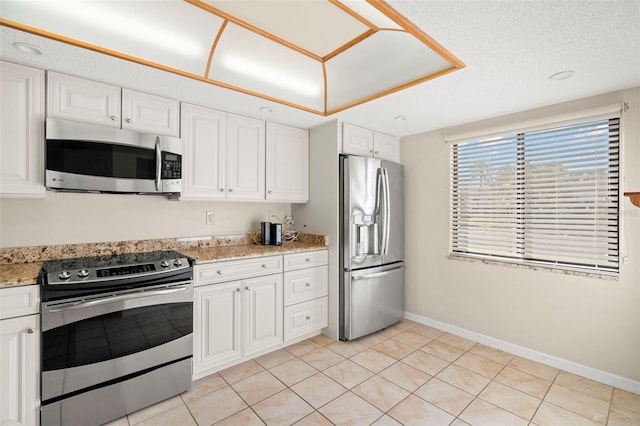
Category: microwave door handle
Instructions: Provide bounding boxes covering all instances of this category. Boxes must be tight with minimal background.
[155,137,161,191]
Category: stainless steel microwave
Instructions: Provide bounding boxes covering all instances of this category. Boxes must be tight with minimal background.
[45,118,182,195]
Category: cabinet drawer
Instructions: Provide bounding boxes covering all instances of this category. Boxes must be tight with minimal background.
[283,250,328,271]
[284,296,328,341]
[0,285,39,320]
[195,255,282,286]
[283,266,328,306]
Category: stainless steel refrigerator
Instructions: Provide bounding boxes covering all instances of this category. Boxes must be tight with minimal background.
[339,155,405,341]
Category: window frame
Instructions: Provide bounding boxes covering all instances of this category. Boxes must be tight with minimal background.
[448,107,622,276]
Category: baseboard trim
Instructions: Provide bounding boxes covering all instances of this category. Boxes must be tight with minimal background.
[404,311,640,395]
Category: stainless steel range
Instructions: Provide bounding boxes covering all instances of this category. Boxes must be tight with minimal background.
[39,251,194,426]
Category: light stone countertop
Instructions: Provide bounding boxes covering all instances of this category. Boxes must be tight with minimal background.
[0,234,328,289]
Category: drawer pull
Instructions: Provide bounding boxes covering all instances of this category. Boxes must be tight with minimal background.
[305,258,311,262]
[262,264,267,268]
[217,271,223,275]
[245,286,250,291]
[305,282,311,287]
[27,328,35,334]
[236,288,242,292]
[305,316,311,320]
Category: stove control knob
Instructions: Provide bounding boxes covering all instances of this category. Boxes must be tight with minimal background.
[78,269,90,278]
[58,271,71,280]
[160,260,170,268]
[174,259,182,267]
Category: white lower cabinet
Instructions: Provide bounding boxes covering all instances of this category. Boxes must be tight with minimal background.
[283,251,329,341]
[193,257,283,377]
[193,250,328,377]
[0,286,40,426]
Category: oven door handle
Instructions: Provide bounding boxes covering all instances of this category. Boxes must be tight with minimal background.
[45,285,190,313]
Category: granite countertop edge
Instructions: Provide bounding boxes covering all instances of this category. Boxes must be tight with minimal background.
[0,237,328,289]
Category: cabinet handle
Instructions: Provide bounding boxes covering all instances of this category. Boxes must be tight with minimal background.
[305,316,311,320]
[305,258,311,262]
[229,188,234,192]
[236,288,242,292]
[110,115,117,121]
[268,190,273,194]
[262,264,267,268]
[245,286,250,291]
[27,328,35,334]
[217,270,223,275]
[125,118,131,123]
[219,188,225,192]
[369,149,374,153]
[374,150,379,154]
[305,282,311,287]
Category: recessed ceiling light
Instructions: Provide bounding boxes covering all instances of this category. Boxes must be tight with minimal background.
[13,42,42,55]
[394,116,408,121]
[260,106,273,113]
[549,70,575,81]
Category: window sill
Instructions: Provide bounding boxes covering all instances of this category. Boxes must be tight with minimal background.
[448,253,619,281]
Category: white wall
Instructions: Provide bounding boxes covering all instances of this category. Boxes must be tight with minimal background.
[402,87,640,381]
[0,191,290,247]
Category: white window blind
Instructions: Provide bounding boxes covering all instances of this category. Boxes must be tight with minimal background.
[450,116,620,273]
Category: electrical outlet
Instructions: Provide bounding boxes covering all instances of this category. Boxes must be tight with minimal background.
[623,257,629,264]
[206,211,215,225]
[267,209,290,223]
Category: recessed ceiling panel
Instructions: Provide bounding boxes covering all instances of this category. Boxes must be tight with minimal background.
[338,1,403,29]
[0,0,222,76]
[201,0,371,58]
[325,30,453,112]
[210,23,325,112]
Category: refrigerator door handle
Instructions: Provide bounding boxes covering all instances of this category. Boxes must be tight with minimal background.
[381,168,391,255]
[352,265,405,280]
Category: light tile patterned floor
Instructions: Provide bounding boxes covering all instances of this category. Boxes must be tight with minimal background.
[106,320,640,426]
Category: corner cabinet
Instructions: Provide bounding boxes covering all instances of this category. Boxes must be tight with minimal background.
[266,123,309,203]
[343,122,399,163]
[47,72,179,136]
[0,285,40,426]
[0,61,45,198]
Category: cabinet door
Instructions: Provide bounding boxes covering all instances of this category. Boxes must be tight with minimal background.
[121,89,180,136]
[0,315,39,426]
[194,282,242,375]
[0,62,45,198]
[243,274,283,356]
[266,123,309,202]
[342,123,373,157]
[47,72,120,127]
[180,103,226,200]
[373,132,400,162]
[226,114,265,201]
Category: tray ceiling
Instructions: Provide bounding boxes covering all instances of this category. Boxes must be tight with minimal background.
[0,0,464,116]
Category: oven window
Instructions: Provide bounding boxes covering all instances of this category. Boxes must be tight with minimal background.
[47,140,156,179]
[42,303,192,371]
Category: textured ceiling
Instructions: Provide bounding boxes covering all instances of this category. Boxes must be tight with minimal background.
[1,0,639,137]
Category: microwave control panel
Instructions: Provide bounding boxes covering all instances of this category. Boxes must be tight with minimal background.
[162,152,182,179]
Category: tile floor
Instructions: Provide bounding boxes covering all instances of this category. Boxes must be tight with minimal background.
[106,320,640,426]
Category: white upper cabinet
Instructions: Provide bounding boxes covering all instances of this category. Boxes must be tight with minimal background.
[266,123,309,203]
[180,103,227,200]
[47,72,179,136]
[0,61,45,198]
[226,114,265,201]
[121,89,180,136]
[180,104,266,201]
[47,72,121,127]
[342,122,400,162]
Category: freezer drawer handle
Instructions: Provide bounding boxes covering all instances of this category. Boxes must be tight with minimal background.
[352,266,405,280]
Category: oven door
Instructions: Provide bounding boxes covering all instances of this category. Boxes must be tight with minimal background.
[41,281,193,402]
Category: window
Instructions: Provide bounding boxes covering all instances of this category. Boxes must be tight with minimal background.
[450,114,620,273]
